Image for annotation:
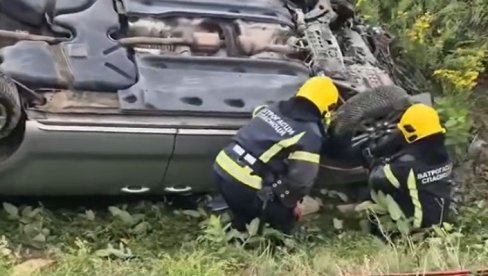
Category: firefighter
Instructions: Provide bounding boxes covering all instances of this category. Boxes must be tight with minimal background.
[363,103,453,231]
[213,76,339,234]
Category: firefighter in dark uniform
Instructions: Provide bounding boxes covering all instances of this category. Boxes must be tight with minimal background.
[213,76,340,234]
[363,103,453,230]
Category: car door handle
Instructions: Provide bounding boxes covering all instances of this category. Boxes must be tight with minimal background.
[121,186,151,194]
[164,186,192,193]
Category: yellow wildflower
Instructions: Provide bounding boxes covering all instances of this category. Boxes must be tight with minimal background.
[433,69,480,90]
[433,47,486,91]
[407,12,434,44]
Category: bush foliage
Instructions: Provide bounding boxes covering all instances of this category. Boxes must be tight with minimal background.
[356,0,487,159]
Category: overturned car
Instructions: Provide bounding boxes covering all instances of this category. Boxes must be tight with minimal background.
[0,0,430,196]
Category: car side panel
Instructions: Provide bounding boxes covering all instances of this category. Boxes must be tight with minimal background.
[0,121,174,195]
[163,130,234,193]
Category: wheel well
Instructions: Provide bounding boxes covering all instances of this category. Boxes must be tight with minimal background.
[0,111,25,162]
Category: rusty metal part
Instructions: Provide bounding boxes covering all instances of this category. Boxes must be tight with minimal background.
[128,18,211,37]
[118,32,223,51]
[126,18,295,58]
[0,29,65,43]
[304,0,337,21]
[9,78,46,105]
[192,32,221,52]
[48,44,75,89]
[218,23,240,57]
[127,18,225,54]
[238,36,297,55]
[236,21,289,43]
[235,21,295,56]
[117,36,191,46]
[33,90,120,113]
[128,19,172,37]
[236,20,291,55]
[264,44,298,54]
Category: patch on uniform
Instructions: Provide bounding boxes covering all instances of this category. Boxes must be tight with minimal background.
[255,108,296,136]
[416,164,453,184]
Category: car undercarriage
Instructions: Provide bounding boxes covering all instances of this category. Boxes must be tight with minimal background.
[0,0,431,196]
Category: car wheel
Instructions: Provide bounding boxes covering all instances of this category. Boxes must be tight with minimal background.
[0,73,22,139]
[326,85,412,162]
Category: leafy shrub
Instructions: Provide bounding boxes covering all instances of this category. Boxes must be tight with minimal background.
[355,0,487,158]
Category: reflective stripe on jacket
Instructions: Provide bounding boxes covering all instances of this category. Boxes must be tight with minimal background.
[214,99,324,199]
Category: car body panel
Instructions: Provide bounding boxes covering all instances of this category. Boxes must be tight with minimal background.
[0,120,174,195]
[0,0,137,91]
[52,0,137,90]
[0,0,50,26]
[123,0,295,26]
[163,130,233,193]
[118,54,311,115]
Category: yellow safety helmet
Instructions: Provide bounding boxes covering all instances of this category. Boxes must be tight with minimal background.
[397,103,446,143]
[295,76,339,114]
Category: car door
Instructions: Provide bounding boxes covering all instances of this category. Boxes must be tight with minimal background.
[162,127,236,194]
[0,119,176,196]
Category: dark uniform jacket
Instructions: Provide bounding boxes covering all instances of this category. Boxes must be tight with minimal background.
[369,134,453,228]
[214,98,325,207]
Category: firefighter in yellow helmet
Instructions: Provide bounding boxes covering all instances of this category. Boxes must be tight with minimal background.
[363,103,453,231]
[213,76,339,234]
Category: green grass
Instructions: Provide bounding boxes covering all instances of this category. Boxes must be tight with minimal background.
[0,199,487,276]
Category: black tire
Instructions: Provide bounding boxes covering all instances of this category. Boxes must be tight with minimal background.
[0,73,22,140]
[325,85,412,163]
[331,85,411,139]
